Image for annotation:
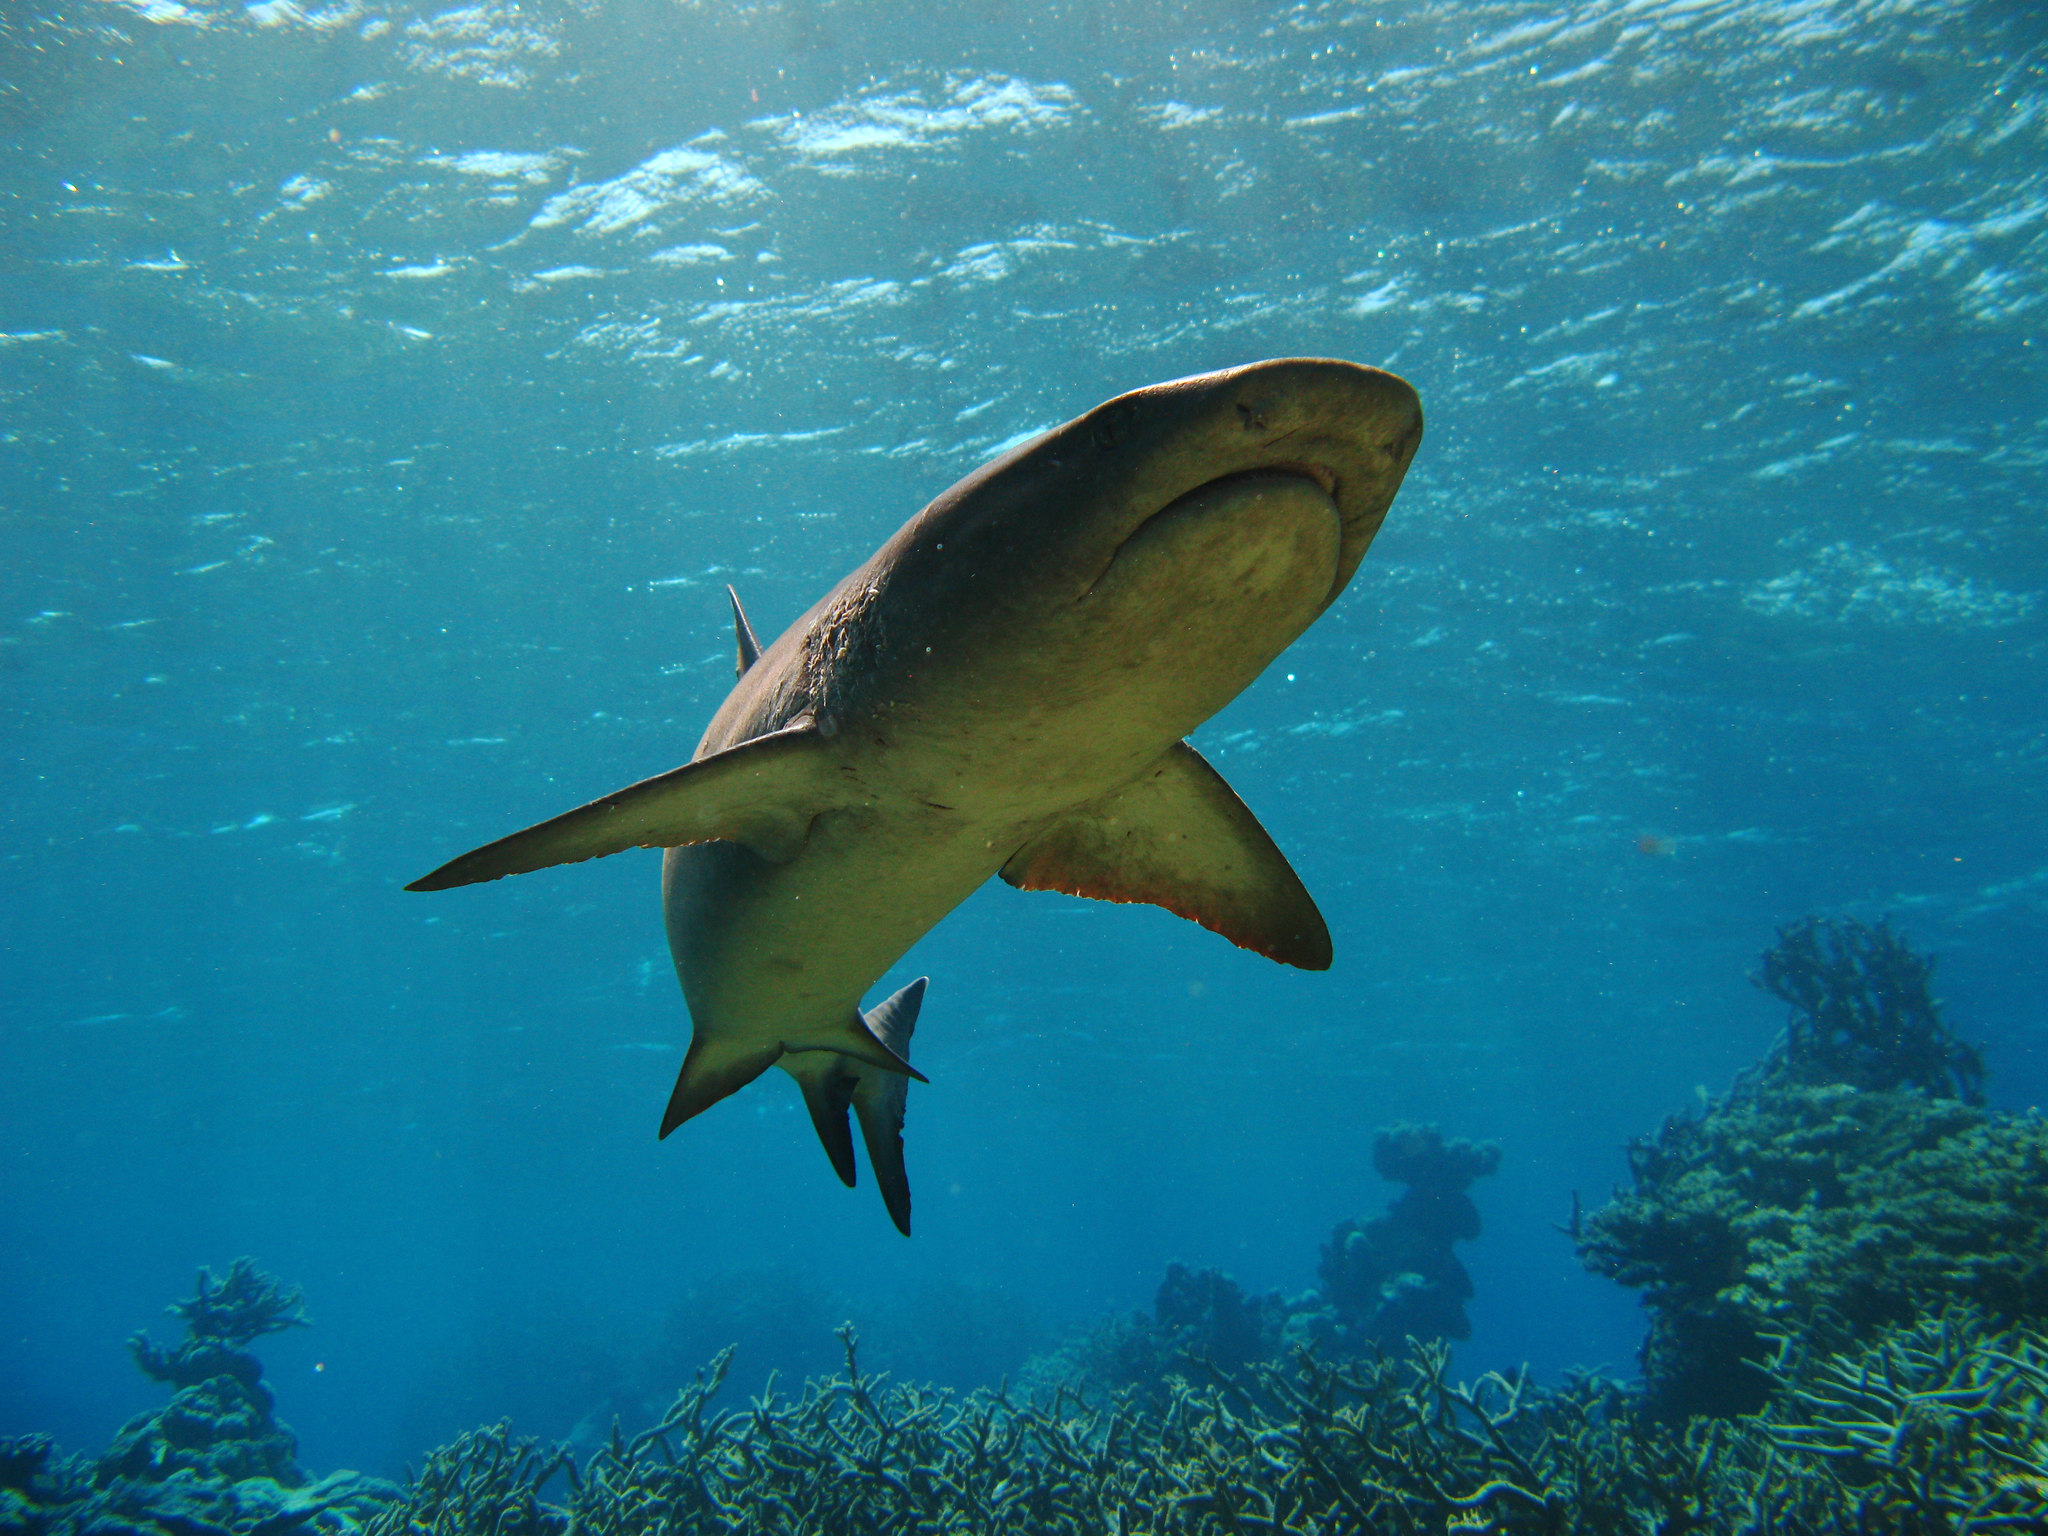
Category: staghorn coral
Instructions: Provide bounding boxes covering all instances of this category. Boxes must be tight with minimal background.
[1762,1309,2048,1532]
[371,1311,2048,1534]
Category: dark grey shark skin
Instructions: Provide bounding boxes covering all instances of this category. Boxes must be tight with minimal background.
[409,357,1423,1233]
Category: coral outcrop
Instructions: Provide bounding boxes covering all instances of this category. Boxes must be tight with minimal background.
[1579,917,2048,1418]
[105,1258,309,1487]
[2,1261,396,1536]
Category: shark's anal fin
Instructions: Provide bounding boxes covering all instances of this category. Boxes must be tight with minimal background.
[405,722,833,891]
[727,584,763,679]
[1001,742,1332,971]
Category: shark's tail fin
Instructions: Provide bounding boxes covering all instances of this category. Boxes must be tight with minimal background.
[787,977,927,1235]
[852,978,926,1237]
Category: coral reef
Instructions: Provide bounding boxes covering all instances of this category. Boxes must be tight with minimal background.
[1152,1264,1269,1375]
[368,1312,2048,1534]
[3,1261,396,1536]
[108,1259,311,1487]
[1579,918,2046,1419]
[1764,1309,2048,1528]
[645,1267,1048,1410]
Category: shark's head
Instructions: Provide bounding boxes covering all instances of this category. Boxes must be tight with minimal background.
[919,358,1416,594]
[855,358,1423,750]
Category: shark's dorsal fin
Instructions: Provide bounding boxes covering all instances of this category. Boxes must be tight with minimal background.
[727,584,763,679]
[405,722,835,891]
[1001,742,1331,970]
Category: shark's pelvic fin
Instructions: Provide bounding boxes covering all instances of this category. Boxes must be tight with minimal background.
[727,584,763,679]
[659,1035,783,1139]
[405,722,834,891]
[1001,741,1332,970]
[851,976,925,1236]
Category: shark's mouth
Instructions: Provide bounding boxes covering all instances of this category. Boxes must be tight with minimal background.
[1083,465,1342,603]
[1159,463,1341,513]
[1238,460,1339,499]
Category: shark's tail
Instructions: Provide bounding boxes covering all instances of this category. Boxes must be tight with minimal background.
[853,977,925,1236]
[790,977,928,1236]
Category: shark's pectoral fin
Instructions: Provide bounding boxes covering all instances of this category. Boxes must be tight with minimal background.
[851,977,926,1237]
[659,1036,782,1139]
[405,723,835,891]
[1001,741,1332,971]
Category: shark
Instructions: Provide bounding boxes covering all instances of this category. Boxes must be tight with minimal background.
[408,357,1423,1233]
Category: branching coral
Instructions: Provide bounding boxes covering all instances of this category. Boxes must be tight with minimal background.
[372,1327,1679,1536]
[1751,916,1983,1101]
[128,1256,310,1392]
[1763,1311,2048,1533]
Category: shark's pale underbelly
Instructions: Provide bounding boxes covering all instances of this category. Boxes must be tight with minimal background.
[662,799,1029,1051]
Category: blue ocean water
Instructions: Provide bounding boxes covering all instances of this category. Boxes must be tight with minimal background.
[2,0,2043,1483]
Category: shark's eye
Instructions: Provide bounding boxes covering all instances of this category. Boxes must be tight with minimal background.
[1091,399,1139,450]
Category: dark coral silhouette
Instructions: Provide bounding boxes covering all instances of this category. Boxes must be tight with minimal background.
[1152,1263,1268,1374]
[1023,1122,1503,1404]
[1313,1123,1502,1352]
[110,1258,310,1486]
